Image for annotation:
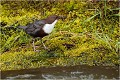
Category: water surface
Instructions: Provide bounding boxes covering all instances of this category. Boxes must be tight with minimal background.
[1,65,119,80]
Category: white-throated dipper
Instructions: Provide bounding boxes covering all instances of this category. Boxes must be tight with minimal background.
[18,15,66,51]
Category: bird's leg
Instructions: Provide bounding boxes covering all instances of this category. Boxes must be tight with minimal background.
[32,38,36,52]
[41,39,48,50]
[32,38,41,52]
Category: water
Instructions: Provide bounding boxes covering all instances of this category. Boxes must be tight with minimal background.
[1,65,119,80]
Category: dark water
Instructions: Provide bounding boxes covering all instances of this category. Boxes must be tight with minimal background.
[1,65,119,80]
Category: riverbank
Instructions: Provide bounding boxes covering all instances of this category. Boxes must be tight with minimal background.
[0,1,119,71]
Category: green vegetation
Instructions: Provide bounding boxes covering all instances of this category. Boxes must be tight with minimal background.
[0,1,119,71]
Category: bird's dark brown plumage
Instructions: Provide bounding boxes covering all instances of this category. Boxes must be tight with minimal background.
[18,15,66,51]
[18,15,65,38]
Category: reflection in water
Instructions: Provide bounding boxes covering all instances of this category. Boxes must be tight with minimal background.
[6,74,35,79]
[41,72,114,80]
[1,65,119,80]
[42,73,95,80]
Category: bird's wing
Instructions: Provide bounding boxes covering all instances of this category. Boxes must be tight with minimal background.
[25,20,46,36]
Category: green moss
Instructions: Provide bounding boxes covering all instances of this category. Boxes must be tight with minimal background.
[0,1,119,71]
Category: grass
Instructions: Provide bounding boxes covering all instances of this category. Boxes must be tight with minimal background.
[0,1,119,71]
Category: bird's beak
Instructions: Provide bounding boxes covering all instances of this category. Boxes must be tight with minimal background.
[58,15,67,20]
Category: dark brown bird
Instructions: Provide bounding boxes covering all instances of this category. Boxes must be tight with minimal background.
[18,15,66,51]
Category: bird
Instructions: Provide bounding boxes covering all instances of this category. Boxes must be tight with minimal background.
[18,15,66,52]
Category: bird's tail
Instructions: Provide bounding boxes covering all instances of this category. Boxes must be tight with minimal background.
[17,26,27,30]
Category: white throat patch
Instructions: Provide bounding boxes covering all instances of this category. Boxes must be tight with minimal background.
[43,20,58,34]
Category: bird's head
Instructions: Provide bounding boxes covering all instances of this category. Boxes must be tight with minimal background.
[46,15,66,24]
[48,15,66,19]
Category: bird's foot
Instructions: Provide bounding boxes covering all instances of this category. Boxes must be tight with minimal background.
[34,50,41,52]
[44,47,49,51]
